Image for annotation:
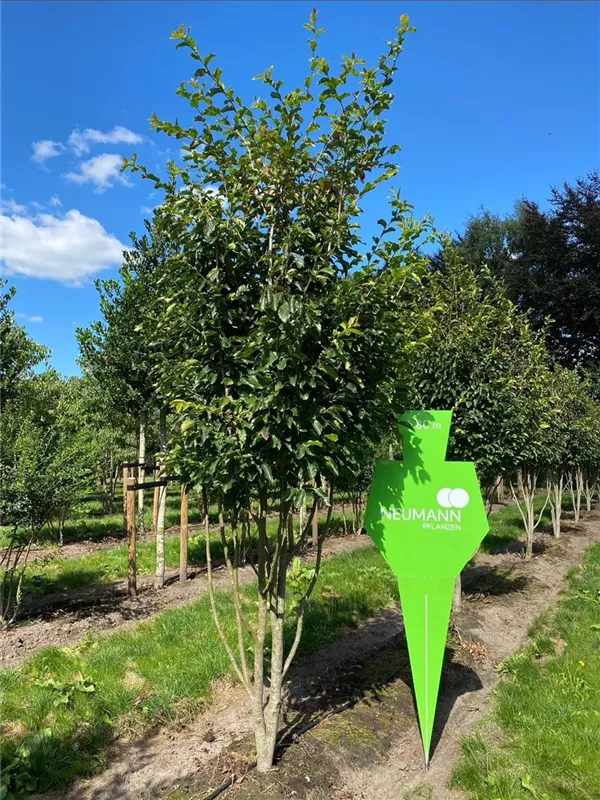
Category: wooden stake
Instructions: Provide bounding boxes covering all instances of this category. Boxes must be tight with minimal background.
[180,483,189,583]
[127,475,137,598]
[153,466,160,532]
[122,465,129,530]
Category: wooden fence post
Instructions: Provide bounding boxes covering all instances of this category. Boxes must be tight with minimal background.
[122,464,129,530]
[180,483,189,583]
[127,476,137,598]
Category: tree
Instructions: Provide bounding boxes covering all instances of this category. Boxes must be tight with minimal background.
[1,371,64,623]
[409,246,549,501]
[0,285,51,624]
[77,218,176,571]
[446,173,600,379]
[509,172,600,374]
[124,11,431,770]
[0,281,48,402]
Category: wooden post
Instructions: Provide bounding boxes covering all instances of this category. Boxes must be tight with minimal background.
[312,502,319,547]
[180,483,189,583]
[153,465,160,532]
[127,476,137,598]
[122,464,129,530]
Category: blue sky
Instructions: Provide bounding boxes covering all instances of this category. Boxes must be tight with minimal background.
[1,1,598,376]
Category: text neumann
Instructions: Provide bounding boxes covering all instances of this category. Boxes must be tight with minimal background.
[380,506,461,524]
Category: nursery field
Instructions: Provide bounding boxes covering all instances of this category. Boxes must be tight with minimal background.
[2,497,599,800]
[2,5,599,800]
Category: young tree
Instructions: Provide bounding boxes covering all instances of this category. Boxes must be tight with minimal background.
[0,285,50,624]
[124,11,431,770]
[78,219,176,578]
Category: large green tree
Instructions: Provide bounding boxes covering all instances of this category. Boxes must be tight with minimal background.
[123,11,432,770]
[444,172,600,379]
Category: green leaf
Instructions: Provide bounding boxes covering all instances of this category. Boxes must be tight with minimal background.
[278,302,290,323]
[261,463,274,483]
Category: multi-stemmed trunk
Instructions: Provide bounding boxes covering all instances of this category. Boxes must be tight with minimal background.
[548,471,564,538]
[569,467,583,522]
[583,470,596,513]
[205,484,333,773]
[510,468,549,560]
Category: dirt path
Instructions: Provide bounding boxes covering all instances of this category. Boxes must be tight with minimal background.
[31,513,599,800]
[339,516,600,800]
[1,534,370,668]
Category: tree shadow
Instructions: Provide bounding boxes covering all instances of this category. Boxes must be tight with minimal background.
[279,617,482,766]
[462,563,529,599]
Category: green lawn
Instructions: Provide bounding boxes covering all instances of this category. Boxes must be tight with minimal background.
[0,546,395,796]
[0,490,195,549]
[451,540,600,800]
[21,501,534,602]
[19,514,349,600]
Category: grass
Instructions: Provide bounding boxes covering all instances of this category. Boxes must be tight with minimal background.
[450,540,600,800]
[0,490,221,549]
[0,545,396,796]
[19,514,350,600]
[0,497,586,795]
[15,497,547,601]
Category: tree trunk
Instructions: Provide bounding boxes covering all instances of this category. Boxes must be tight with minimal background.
[153,481,160,532]
[155,408,168,589]
[572,468,583,522]
[549,473,564,538]
[58,511,66,547]
[137,419,146,536]
[583,472,594,512]
[179,483,189,583]
[452,573,462,615]
[496,475,505,504]
[298,497,305,540]
[511,468,548,561]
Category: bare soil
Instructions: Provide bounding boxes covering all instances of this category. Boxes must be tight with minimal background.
[1,533,371,668]
[31,511,600,800]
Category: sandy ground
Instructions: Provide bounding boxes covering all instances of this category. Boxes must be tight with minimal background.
[30,511,599,800]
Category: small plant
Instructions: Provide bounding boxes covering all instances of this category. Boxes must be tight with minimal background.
[0,728,53,799]
[34,674,96,708]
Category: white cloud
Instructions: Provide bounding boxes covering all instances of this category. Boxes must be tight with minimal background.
[0,208,125,284]
[31,140,65,166]
[15,312,43,323]
[68,126,143,157]
[2,198,27,215]
[63,153,131,193]
[50,194,62,207]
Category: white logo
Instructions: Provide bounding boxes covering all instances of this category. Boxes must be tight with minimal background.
[436,488,470,509]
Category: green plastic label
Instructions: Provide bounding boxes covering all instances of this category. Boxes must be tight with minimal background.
[364,410,489,764]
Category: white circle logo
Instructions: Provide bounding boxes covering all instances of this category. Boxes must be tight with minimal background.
[437,488,470,509]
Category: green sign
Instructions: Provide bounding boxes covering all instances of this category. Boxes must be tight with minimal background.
[364,410,488,765]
